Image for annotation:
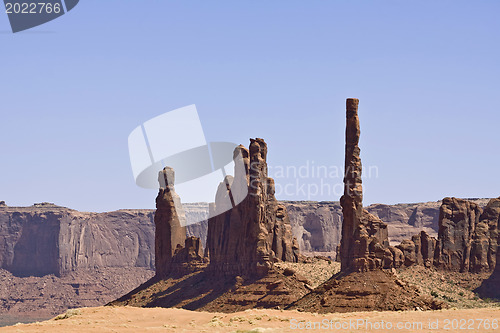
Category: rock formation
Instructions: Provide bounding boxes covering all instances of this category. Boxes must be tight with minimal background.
[169,236,206,273]
[186,200,455,257]
[111,138,309,312]
[433,197,481,272]
[384,196,500,275]
[339,98,390,272]
[154,167,187,277]
[206,139,299,277]
[418,197,499,273]
[476,198,500,297]
[470,198,500,272]
[290,98,447,312]
[0,198,473,279]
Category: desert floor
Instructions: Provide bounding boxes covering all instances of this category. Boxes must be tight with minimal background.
[0,306,498,333]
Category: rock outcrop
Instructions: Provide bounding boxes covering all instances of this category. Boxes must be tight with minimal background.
[169,236,206,273]
[111,138,309,313]
[470,198,500,273]
[339,98,390,272]
[422,197,499,273]
[386,197,500,274]
[154,167,187,277]
[290,98,447,313]
[433,197,481,272]
[476,199,500,297]
[206,139,299,277]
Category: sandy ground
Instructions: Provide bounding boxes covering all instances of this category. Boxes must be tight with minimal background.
[0,306,499,332]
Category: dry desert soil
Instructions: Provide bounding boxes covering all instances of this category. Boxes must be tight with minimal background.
[0,306,499,333]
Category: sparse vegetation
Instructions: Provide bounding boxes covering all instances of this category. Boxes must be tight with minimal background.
[275,258,340,288]
[397,265,500,309]
[53,309,81,320]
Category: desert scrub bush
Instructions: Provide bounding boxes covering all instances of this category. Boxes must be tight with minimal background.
[54,308,81,320]
[442,295,457,303]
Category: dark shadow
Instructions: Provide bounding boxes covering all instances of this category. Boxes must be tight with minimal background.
[8,212,60,277]
[143,271,237,310]
[475,270,500,300]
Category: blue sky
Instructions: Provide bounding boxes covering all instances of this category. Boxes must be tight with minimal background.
[0,1,499,211]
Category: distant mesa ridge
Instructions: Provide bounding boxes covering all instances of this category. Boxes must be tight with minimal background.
[0,200,496,277]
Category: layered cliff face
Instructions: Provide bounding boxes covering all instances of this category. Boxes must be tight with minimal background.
[366,202,440,244]
[0,204,155,277]
[206,139,299,277]
[285,201,342,255]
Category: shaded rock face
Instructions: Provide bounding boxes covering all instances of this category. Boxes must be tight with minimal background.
[207,139,299,277]
[431,197,499,273]
[476,199,500,297]
[339,98,390,272]
[434,197,480,272]
[154,167,187,277]
[169,236,207,273]
[470,198,500,273]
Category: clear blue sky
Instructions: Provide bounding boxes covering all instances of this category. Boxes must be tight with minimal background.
[0,1,499,212]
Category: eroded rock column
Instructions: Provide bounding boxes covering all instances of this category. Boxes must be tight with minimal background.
[207,138,299,277]
[339,98,391,272]
[340,98,364,271]
[154,167,187,277]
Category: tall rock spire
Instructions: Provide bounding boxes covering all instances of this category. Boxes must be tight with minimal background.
[154,167,187,277]
[339,99,391,272]
[340,98,364,271]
